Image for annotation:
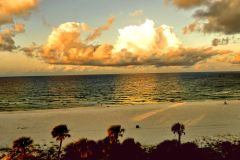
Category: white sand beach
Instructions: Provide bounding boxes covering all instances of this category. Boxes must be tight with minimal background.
[0,100,240,148]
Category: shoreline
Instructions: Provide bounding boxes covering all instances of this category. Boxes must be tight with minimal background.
[0,100,240,148]
[0,99,238,113]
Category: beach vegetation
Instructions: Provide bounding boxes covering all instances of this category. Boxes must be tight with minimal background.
[51,124,71,160]
[171,122,185,144]
[1,124,240,160]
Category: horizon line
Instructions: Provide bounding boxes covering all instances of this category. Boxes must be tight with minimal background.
[1,70,240,78]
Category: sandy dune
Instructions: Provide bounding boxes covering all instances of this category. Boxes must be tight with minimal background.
[0,100,240,148]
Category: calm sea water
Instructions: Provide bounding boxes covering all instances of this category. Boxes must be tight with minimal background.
[0,72,239,111]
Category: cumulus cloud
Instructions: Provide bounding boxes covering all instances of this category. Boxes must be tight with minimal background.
[114,20,181,53]
[25,19,229,67]
[129,10,144,17]
[0,23,25,51]
[0,0,38,25]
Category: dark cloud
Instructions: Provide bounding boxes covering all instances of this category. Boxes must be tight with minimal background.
[212,38,229,46]
[0,24,25,51]
[20,43,42,57]
[193,0,240,34]
[211,36,240,46]
[0,0,39,52]
[168,0,240,35]
[0,29,16,51]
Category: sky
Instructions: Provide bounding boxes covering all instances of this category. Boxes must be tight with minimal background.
[0,0,239,76]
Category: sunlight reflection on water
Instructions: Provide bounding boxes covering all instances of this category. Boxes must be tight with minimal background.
[0,72,239,111]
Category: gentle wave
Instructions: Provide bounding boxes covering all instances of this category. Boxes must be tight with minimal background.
[0,72,240,111]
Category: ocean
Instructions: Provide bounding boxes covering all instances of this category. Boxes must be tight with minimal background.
[0,72,239,111]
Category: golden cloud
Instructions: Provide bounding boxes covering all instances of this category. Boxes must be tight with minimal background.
[228,54,240,64]
[0,0,38,52]
[165,0,206,9]
[85,16,115,42]
[0,0,38,25]
[24,19,230,67]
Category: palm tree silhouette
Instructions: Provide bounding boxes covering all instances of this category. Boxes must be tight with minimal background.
[51,124,71,160]
[107,125,125,144]
[63,138,99,160]
[171,122,185,144]
[12,137,33,159]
